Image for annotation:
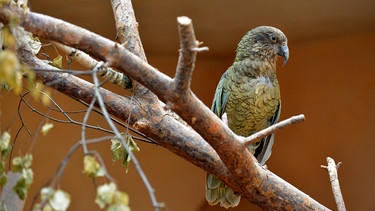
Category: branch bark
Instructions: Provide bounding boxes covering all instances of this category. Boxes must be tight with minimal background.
[110,0,147,62]
[0,5,330,210]
[243,114,305,146]
[52,42,132,89]
[321,157,346,211]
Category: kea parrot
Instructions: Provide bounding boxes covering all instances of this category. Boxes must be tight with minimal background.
[205,26,289,208]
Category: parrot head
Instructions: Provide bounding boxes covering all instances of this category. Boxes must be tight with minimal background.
[235,26,289,67]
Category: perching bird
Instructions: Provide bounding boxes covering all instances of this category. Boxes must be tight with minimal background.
[205,26,289,208]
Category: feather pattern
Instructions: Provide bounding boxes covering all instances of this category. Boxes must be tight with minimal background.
[206,26,288,208]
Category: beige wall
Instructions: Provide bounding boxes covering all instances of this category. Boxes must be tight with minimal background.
[3,31,375,210]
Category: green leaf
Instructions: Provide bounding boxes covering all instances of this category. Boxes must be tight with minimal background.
[11,154,33,200]
[0,172,7,187]
[127,135,140,152]
[40,187,54,201]
[0,201,8,211]
[0,49,22,94]
[49,189,71,211]
[11,157,23,172]
[95,182,130,210]
[108,204,130,211]
[27,35,41,55]
[114,190,130,206]
[110,138,123,162]
[1,26,15,48]
[21,168,34,186]
[110,133,140,173]
[23,153,33,169]
[13,177,27,200]
[1,146,12,160]
[52,55,62,69]
[0,161,6,187]
[41,122,54,136]
[11,154,33,172]
[95,183,117,209]
[83,155,104,178]
[36,187,71,211]
[0,82,11,91]
[0,131,11,151]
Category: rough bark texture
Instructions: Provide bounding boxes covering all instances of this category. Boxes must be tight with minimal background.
[0,5,330,210]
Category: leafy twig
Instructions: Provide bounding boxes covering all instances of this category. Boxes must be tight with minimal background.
[91,63,163,210]
[30,136,115,209]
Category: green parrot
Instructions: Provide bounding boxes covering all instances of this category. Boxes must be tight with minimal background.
[205,26,289,208]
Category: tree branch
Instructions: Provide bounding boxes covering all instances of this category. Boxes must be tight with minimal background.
[321,157,346,211]
[173,16,208,97]
[110,0,154,100]
[52,42,132,89]
[110,0,147,62]
[0,6,330,210]
[242,114,305,147]
[17,46,237,192]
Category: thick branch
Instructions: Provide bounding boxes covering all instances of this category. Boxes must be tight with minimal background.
[110,0,153,98]
[171,18,328,210]
[17,47,238,193]
[52,42,132,88]
[0,6,329,210]
[110,0,147,62]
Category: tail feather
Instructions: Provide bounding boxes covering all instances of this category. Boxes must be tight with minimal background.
[206,174,241,208]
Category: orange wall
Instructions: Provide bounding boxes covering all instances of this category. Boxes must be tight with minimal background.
[2,31,375,210]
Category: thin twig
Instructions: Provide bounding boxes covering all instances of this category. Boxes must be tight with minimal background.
[30,136,115,210]
[321,157,346,211]
[19,74,156,144]
[81,90,97,154]
[91,64,162,210]
[77,99,156,144]
[242,114,305,147]
[33,67,94,75]
[81,62,106,154]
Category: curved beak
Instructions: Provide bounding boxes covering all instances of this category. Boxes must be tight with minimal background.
[278,44,289,67]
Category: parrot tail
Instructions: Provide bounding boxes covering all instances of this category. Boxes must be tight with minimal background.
[206,173,241,208]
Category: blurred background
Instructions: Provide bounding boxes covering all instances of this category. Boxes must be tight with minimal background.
[2,0,375,210]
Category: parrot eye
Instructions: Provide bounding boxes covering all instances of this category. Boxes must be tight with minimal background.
[269,34,277,42]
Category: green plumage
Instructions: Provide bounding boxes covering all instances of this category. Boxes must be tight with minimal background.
[206,26,289,208]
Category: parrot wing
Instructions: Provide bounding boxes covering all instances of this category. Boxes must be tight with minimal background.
[211,73,229,118]
[254,100,281,165]
[207,71,241,208]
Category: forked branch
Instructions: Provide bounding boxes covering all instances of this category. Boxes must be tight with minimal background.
[0,5,330,210]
